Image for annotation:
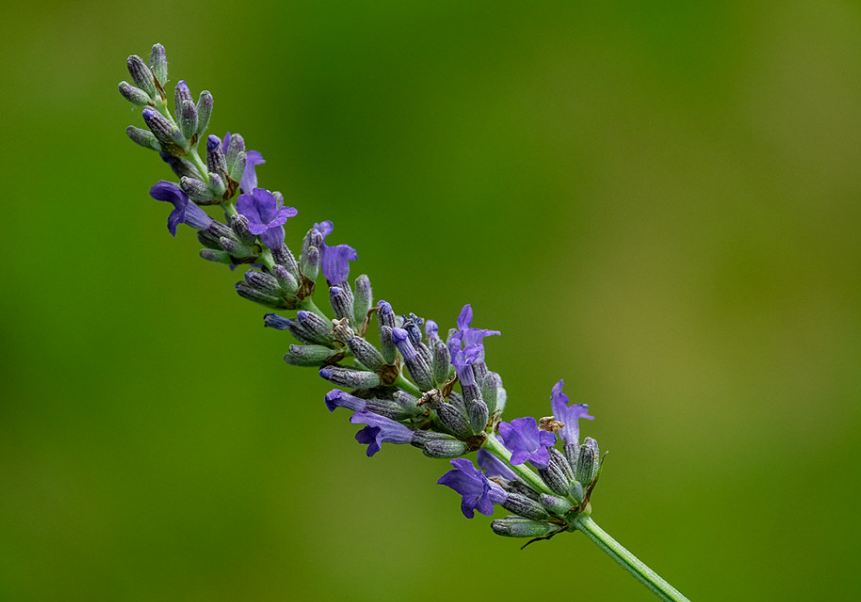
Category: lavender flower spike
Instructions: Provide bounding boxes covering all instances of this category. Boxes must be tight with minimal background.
[119,45,691,601]
[149,181,213,235]
[438,458,506,518]
[313,220,358,284]
[351,411,414,456]
[550,379,594,446]
[497,416,556,468]
[236,188,297,249]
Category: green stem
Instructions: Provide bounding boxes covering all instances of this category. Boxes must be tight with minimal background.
[483,433,554,496]
[300,297,329,321]
[187,147,210,183]
[573,515,689,602]
[394,373,422,397]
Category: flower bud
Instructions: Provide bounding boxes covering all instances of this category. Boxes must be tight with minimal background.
[294,310,335,345]
[175,80,192,110]
[347,336,386,371]
[272,245,300,278]
[235,282,282,308]
[377,301,397,364]
[480,372,503,415]
[575,437,600,487]
[466,398,489,434]
[196,91,213,137]
[273,266,299,295]
[225,133,245,171]
[491,518,559,538]
[199,249,232,265]
[127,55,156,97]
[219,237,256,259]
[539,448,575,497]
[437,403,472,439]
[539,494,573,516]
[178,99,198,141]
[432,340,451,386]
[421,438,468,458]
[353,275,372,327]
[149,43,168,86]
[284,344,342,367]
[180,176,211,202]
[263,313,291,330]
[208,173,226,198]
[142,108,184,152]
[300,246,320,281]
[118,81,151,106]
[393,390,419,413]
[319,366,381,389]
[391,327,434,391]
[364,398,412,420]
[206,135,227,176]
[329,286,354,324]
[126,126,161,151]
[244,270,282,297]
[501,493,550,521]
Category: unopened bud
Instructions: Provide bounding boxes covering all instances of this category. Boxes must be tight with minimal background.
[149,43,168,86]
[491,518,559,538]
[118,81,151,106]
[319,366,381,389]
[126,126,161,151]
[196,91,213,137]
[501,493,550,521]
[421,438,468,458]
[178,99,198,141]
[353,275,372,327]
[539,494,573,516]
[127,55,156,97]
[199,249,232,265]
[347,336,386,371]
[284,344,342,367]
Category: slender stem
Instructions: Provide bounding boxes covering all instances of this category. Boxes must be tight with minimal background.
[574,515,689,602]
[300,297,329,321]
[394,373,421,397]
[483,433,554,495]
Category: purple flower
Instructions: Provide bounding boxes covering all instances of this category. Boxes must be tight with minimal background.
[149,180,213,235]
[438,458,506,518]
[476,449,519,482]
[241,151,265,192]
[313,220,358,284]
[236,188,298,249]
[550,379,594,446]
[447,304,500,370]
[350,411,414,457]
[497,417,556,468]
[325,390,367,413]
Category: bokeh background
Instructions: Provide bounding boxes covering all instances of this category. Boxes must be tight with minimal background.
[2,1,861,600]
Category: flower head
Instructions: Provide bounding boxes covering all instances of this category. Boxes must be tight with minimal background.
[438,458,506,518]
[350,411,414,456]
[550,379,594,446]
[447,304,500,368]
[236,188,298,249]
[497,416,556,468]
[313,221,358,284]
[149,180,212,235]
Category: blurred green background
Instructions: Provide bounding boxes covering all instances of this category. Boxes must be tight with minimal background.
[2,1,861,600]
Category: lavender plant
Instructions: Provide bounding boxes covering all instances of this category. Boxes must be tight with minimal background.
[119,44,690,601]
